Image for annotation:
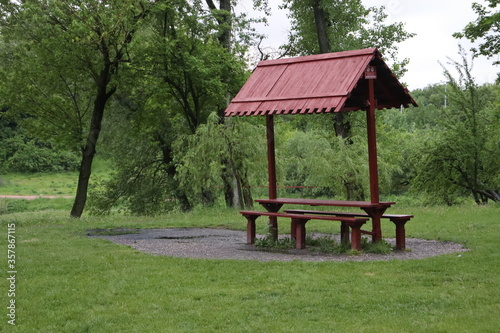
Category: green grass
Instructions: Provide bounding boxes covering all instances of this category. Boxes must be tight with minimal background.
[0,172,78,196]
[0,203,499,332]
[0,157,110,196]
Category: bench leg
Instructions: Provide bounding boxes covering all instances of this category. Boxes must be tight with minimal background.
[349,225,362,251]
[347,220,367,251]
[245,216,258,244]
[290,219,297,240]
[390,218,410,250]
[340,222,350,245]
[292,218,308,249]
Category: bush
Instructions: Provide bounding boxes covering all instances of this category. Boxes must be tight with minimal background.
[5,140,79,173]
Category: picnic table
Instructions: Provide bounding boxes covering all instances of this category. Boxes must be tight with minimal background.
[226,49,418,251]
[240,198,412,250]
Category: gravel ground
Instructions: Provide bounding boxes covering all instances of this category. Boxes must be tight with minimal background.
[89,228,468,262]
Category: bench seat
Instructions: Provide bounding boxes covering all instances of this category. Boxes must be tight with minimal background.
[240,210,368,250]
[284,209,413,250]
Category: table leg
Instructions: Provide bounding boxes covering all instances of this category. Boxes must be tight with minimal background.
[362,207,389,242]
[268,216,278,241]
[259,203,283,241]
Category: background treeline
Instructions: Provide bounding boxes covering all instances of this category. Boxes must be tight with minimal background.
[0,0,498,216]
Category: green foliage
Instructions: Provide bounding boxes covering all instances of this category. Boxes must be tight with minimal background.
[254,235,295,249]
[0,115,79,173]
[454,0,500,65]
[411,49,500,204]
[174,114,266,206]
[275,113,399,199]
[281,0,415,75]
[87,126,180,216]
[361,237,393,254]
[6,140,79,173]
[0,0,153,216]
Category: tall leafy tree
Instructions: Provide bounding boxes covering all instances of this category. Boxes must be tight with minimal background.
[0,0,150,217]
[412,49,500,204]
[88,0,267,214]
[280,0,414,200]
[454,0,500,64]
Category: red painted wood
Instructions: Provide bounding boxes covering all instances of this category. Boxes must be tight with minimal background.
[241,210,368,250]
[367,77,380,204]
[255,198,394,209]
[225,48,416,117]
[266,115,278,240]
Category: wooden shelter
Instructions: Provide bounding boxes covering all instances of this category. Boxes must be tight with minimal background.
[225,48,417,244]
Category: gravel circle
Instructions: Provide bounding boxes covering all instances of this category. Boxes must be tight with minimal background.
[89,228,469,262]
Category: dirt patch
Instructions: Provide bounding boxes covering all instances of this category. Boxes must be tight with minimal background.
[89,228,469,262]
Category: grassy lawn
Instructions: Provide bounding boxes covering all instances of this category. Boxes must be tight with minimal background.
[0,172,78,196]
[0,203,499,332]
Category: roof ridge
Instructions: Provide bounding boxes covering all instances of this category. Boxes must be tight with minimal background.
[257,48,378,67]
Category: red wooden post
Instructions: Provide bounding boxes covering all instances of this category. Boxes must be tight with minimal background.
[366,69,383,242]
[246,216,256,244]
[293,219,307,249]
[266,115,278,239]
[391,218,410,250]
[349,224,362,251]
[266,115,277,199]
[366,76,379,204]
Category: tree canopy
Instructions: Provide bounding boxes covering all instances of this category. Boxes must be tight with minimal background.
[0,1,497,216]
[454,0,500,63]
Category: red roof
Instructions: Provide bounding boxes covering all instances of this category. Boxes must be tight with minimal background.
[225,48,417,117]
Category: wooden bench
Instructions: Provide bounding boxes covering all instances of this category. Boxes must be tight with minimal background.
[240,211,369,250]
[284,209,413,250]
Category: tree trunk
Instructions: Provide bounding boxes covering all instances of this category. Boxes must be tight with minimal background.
[207,0,250,209]
[70,91,109,217]
[311,1,364,201]
[312,0,330,53]
[159,136,193,212]
[240,170,254,208]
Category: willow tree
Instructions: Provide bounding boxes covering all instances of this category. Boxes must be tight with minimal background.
[413,49,500,204]
[0,0,151,217]
[281,0,414,200]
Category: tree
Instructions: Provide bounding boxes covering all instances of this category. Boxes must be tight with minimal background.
[87,0,266,214]
[412,48,500,204]
[0,0,150,217]
[454,0,500,65]
[280,0,414,200]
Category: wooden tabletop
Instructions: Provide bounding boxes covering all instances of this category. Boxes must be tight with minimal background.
[255,198,395,208]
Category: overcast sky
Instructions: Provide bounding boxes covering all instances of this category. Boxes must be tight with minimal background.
[239,0,497,90]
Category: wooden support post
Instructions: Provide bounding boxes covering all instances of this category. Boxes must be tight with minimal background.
[366,77,380,204]
[361,206,388,243]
